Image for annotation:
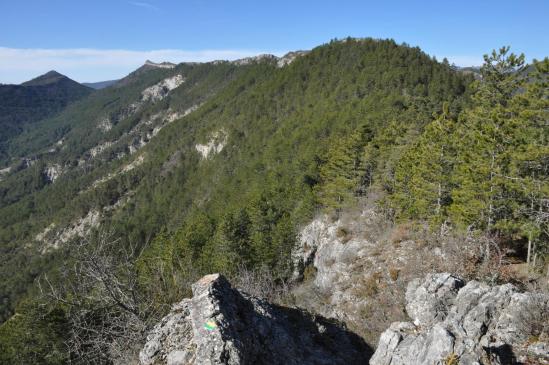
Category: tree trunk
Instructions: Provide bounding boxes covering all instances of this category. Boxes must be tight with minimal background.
[526,235,532,265]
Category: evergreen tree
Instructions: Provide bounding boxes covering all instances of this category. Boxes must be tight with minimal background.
[316,126,373,210]
[505,58,549,264]
[206,209,253,273]
[449,48,527,231]
[393,103,456,226]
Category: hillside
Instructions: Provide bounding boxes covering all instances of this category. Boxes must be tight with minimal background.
[0,38,546,364]
[0,71,92,160]
[0,38,472,323]
[82,80,119,90]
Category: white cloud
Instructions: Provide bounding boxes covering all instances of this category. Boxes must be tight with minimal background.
[127,1,160,12]
[0,47,282,84]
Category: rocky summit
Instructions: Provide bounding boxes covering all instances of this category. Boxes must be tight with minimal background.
[370,273,549,365]
[140,273,372,365]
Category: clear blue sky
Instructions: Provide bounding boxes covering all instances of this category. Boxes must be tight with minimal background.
[1,0,547,83]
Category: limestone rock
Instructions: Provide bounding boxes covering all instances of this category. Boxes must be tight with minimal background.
[141,75,185,102]
[371,273,549,365]
[405,273,465,327]
[140,273,371,365]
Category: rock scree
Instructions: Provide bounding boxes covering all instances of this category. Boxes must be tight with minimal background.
[370,273,549,365]
[140,273,372,365]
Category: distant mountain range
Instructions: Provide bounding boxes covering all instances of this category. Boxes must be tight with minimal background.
[82,79,119,89]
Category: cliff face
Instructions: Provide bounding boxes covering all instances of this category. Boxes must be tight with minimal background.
[371,273,549,365]
[139,274,371,365]
[290,208,455,344]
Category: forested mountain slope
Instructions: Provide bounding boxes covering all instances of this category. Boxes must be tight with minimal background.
[6,38,547,364]
[0,71,92,159]
[0,58,254,321]
[0,38,472,323]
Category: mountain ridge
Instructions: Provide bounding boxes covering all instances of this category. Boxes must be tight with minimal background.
[1,37,546,364]
[0,38,473,324]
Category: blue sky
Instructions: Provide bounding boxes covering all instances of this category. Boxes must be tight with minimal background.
[1,0,547,83]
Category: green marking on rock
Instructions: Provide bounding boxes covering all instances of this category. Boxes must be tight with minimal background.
[204,320,217,331]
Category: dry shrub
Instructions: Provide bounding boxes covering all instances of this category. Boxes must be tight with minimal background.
[435,233,515,285]
[352,280,408,346]
[364,279,378,296]
[354,272,382,297]
[324,257,336,267]
[389,267,400,281]
[390,223,411,244]
[336,226,352,243]
[358,302,373,318]
[302,264,318,283]
[388,227,518,286]
[372,271,383,282]
[232,265,291,304]
[39,231,164,364]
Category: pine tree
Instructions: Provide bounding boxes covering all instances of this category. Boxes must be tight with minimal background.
[505,58,549,265]
[207,209,253,273]
[393,103,456,226]
[449,48,527,231]
[316,127,371,210]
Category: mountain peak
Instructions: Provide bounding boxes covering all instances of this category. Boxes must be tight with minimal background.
[21,70,71,86]
[144,60,176,69]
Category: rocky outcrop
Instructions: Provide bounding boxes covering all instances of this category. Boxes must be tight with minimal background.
[36,209,101,253]
[145,60,177,69]
[0,166,11,181]
[140,273,371,365]
[97,116,113,132]
[371,273,549,365]
[195,130,227,160]
[231,54,278,66]
[276,51,309,67]
[290,209,421,342]
[229,51,308,68]
[141,75,185,102]
[44,163,63,182]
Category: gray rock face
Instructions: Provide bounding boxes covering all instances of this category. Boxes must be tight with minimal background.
[405,273,465,327]
[140,273,371,365]
[371,273,549,365]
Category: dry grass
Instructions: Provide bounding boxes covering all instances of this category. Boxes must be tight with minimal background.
[444,353,459,365]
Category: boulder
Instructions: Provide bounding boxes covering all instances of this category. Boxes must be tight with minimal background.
[140,273,371,365]
[371,273,549,365]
